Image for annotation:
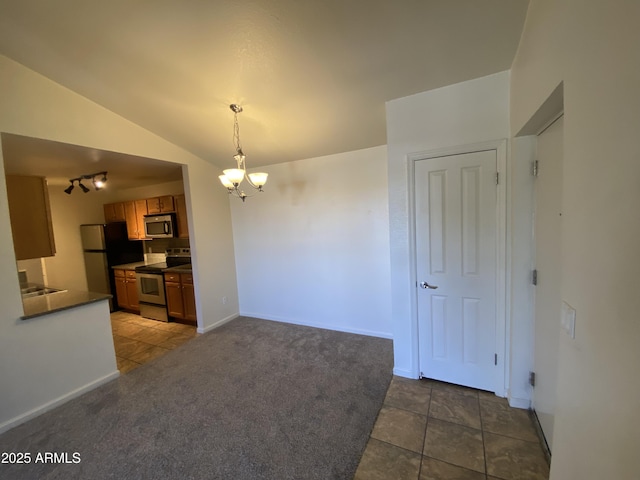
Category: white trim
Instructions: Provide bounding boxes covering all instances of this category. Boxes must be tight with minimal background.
[197,313,238,334]
[393,367,418,379]
[0,371,120,435]
[239,312,394,339]
[508,396,532,410]
[407,139,509,396]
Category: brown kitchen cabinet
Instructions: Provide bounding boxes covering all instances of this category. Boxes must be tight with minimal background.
[124,199,148,240]
[5,175,56,260]
[182,274,196,321]
[114,269,140,312]
[103,202,126,223]
[147,195,175,214]
[164,271,196,324]
[174,194,189,238]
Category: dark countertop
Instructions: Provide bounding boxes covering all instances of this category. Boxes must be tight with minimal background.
[111,261,147,271]
[21,289,112,320]
[162,264,192,274]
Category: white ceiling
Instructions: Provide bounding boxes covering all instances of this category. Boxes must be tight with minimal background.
[0,0,529,188]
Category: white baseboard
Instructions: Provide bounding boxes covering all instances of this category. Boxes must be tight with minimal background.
[239,311,393,339]
[393,367,418,379]
[197,313,239,334]
[508,396,532,410]
[0,370,120,435]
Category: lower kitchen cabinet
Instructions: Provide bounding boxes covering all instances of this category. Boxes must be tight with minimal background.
[114,269,140,312]
[182,275,196,321]
[164,272,196,324]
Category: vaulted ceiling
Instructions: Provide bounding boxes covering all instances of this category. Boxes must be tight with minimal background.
[0,0,529,176]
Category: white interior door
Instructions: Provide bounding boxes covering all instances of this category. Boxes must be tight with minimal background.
[533,115,564,450]
[416,149,498,391]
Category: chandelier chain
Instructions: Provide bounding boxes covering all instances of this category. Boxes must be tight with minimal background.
[233,111,243,155]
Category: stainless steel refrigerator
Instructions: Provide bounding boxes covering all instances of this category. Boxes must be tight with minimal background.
[80,223,144,311]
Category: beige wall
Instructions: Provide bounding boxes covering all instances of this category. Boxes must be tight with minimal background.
[0,54,238,431]
[511,1,640,478]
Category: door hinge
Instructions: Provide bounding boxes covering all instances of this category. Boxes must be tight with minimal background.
[532,269,538,286]
[532,160,539,177]
[494,353,498,366]
[496,172,499,185]
[529,371,536,387]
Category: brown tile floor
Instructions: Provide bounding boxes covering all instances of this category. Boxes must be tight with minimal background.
[110,310,197,374]
[355,376,550,480]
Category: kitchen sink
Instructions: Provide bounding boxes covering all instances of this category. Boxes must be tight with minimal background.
[21,286,67,298]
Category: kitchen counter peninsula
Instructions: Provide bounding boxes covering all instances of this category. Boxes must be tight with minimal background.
[21,289,112,320]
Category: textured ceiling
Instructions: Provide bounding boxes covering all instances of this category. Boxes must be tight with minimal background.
[0,0,528,183]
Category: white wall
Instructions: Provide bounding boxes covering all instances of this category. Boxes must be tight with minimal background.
[231,146,392,338]
[106,179,185,202]
[511,1,640,478]
[0,54,239,431]
[43,188,106,291]
[386,72,534,402]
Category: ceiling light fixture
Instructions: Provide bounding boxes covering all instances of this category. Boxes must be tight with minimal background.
[218,104,268,202]
[64,171,108,194]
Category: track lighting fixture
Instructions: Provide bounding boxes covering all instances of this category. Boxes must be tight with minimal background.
[64,171,108,194]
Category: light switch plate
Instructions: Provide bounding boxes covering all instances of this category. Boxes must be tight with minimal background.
[562,301,576,339]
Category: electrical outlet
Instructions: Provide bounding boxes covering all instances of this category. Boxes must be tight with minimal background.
[561,301,576,339]
[222,296,228,305]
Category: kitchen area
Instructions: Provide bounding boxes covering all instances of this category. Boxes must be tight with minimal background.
[81,196,198,373]
[3,133,200,374]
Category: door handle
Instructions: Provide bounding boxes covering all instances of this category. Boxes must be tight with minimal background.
[420,281,438,290]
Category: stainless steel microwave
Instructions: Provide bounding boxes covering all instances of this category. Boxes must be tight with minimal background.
[143,214,175,238]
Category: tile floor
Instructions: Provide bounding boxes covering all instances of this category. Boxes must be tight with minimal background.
[355,376,549,480]
[110,310,197,374]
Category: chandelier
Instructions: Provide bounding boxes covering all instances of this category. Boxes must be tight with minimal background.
[218,104,268,202]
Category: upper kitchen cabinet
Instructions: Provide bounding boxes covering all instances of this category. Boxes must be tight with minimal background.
[5,175,56,260]
[174,194,189,238]
[147,195,174,214]
[103,202,126,223]
[124,199,148,240]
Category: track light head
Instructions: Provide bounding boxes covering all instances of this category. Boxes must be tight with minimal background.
[79,182,90,193]
[93,172,108,190]
[64,182,74,194]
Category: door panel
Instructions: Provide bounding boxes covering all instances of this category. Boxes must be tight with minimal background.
[533,115,564,450]
[416,150,497,391]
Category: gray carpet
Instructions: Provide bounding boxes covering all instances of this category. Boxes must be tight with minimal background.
[0,316,393,479]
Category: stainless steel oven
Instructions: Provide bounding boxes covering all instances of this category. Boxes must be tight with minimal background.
[135,269,168,322]
[134,248,191,322]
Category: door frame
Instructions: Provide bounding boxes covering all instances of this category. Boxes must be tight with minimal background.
[407,139,508,396]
